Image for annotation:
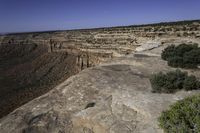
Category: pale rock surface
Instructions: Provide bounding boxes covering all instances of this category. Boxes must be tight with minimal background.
[135,41,162,52]
[0,54,200,133]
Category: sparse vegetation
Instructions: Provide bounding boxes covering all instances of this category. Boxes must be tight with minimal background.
[150,69,200,93]
[159,94,200,133]
[161,44,200,68]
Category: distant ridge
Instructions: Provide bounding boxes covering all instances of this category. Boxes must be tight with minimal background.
[3,19,200,35]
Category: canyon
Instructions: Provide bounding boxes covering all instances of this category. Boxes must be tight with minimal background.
[0,20,200,133]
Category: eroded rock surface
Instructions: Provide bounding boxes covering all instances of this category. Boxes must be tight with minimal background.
[1,54,200,133]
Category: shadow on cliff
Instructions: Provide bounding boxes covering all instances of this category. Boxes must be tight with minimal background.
[0,42,80,118]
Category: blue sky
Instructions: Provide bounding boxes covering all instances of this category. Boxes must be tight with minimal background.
[0,0,200,33]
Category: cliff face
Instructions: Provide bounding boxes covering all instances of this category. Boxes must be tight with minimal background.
[0,43,81,118]
[0,20,200,133]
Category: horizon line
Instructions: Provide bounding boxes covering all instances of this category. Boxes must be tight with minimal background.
[2,19,200,35]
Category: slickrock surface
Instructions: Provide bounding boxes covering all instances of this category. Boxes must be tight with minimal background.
[0,53,200,133]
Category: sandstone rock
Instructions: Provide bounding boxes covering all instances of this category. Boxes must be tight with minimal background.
[1,55,200,133]
[135,41,162,52]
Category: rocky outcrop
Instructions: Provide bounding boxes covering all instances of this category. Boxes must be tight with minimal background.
[1,53,200,133]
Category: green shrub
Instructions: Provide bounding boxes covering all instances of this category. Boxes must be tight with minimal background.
[150,72,167,93]
[161,45,176,60]
[150,69,200,93]
[183,75,199,91]
[175,43,197,56]
[183,49,200,68]
[167,56,184,68]
[161,44,200,68]
[159,94,200,133]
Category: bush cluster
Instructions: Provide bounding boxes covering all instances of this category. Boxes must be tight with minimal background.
[150,69,200,93]
[161,44,200,68]
[159,94,200,133]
